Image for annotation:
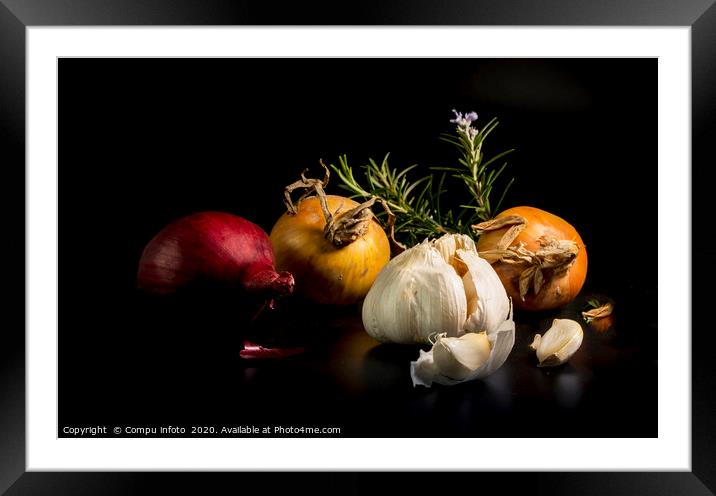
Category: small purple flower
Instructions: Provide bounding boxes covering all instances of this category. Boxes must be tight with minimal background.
[450,109,479,138]
[450,109,462,124]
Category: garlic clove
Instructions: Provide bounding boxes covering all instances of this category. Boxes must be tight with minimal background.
[458,248,511,335]
[433,234,476,276]
[362,242,467,344]
[529,334,542,350]
[410,304,515,387]
[432,332,491,380]
[530,318,583,367]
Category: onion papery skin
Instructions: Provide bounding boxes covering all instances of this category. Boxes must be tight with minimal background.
[137,212,294,304]
[476,206,588,311]
[270,195,391,305]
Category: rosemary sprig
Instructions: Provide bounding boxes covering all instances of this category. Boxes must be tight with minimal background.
[332,154,447,246]
[435,111,515,222]
[331,110,515,247]
[586,298,603,309]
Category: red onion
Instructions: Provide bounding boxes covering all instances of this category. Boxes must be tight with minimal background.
[239,340,306,360]
[137,212,294,311]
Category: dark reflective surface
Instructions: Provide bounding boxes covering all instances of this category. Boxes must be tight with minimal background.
[59,285,655,437]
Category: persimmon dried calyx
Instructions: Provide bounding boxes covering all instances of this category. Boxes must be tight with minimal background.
[582,300,613,323]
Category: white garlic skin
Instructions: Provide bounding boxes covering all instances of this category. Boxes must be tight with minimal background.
[530,318,583,367]
[361,242,467,344]
[433,332,491,380]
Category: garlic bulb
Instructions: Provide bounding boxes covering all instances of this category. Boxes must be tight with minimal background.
[361,240,467,344]
[362,234,511,344]
[361,233,515,386]
[530,318,583,367]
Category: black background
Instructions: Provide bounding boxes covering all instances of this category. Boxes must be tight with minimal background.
[58,58,656,438]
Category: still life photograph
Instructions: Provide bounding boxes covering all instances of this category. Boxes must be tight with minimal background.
[57,57,656,439]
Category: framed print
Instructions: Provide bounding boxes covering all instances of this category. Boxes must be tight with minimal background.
[2,0,714,494]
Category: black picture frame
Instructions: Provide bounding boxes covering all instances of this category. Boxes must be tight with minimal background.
[2,1,713,494]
